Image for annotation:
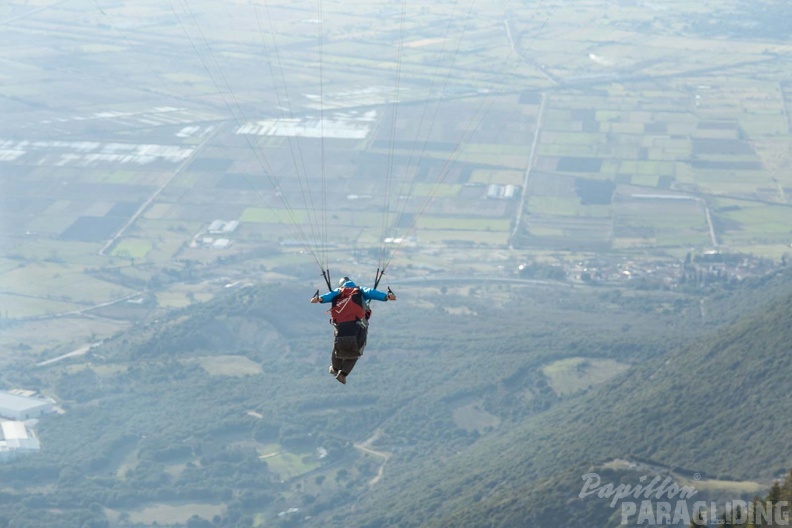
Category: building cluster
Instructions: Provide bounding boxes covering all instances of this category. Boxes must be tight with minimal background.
[486,184,519,200]
[515,251,784,289]
[0,390,55,459]
[566,251,782,289]
[192,219,240,250]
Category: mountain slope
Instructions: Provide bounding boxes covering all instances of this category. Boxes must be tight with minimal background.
[343,274,792,527]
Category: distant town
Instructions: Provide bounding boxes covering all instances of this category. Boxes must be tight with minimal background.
[518,250,786,290]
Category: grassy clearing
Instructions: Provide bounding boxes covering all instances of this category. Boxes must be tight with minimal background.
[111,239,153,259]
[90,364,128,377]
[257,443,320,480]
[541,357,630,396]
[115,446,139,480]
[598,461,766,495]
[452,401,500,432]
[192,355,263,376]
[601,458,638,471]
[674,475,766,495]
[125,502,226,525]
[156,287,214,309]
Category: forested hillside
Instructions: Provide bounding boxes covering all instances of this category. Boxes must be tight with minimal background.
[1,270,790,527]
[342,271,792,527]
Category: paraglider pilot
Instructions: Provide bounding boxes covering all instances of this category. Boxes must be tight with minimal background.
[310,277,396,384]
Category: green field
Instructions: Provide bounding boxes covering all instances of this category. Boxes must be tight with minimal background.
[417,216,510,231]
[258,443,321,480]
[541,357,631,396]
[191,355,263,376]
[123,503,226,525]
[0,263,135,306]
[241,208,310,224]
[111,239,153,259]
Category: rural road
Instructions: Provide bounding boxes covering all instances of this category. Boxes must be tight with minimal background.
[354,429,391,486]
[37,340,104,367]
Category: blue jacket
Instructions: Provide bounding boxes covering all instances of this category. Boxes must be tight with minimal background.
[318,280,389,304]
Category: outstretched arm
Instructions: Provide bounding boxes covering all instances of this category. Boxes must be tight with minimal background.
[310,289,341,303]
[361,287,396,302]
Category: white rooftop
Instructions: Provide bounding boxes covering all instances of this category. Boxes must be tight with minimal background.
[1,421,28,441]
[0,391,50,412]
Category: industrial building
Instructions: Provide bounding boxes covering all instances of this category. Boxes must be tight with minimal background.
[0,420,40,454]
[0,391,54,420]
[486,184,518,199]
[208,219,239,234]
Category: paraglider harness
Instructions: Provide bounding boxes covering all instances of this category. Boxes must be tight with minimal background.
[329,285,367,359]
[316,269,391,360]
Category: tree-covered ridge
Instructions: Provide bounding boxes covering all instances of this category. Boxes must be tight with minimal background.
[0,277,699,528]
[340,274,792,527]
[1,269,791,527]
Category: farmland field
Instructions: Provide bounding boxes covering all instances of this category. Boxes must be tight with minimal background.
[1,0,791,344]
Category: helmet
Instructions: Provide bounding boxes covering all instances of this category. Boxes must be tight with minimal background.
[338,276,352,287]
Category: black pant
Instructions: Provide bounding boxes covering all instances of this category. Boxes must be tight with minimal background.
[331,321,368,375]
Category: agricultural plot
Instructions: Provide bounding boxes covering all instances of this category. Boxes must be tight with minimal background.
[0,262,135,305]
[711,200,792,246]
[3,0,792,333]
[0,293,81,319]
[514,67,792,256]
[613,196,711,249]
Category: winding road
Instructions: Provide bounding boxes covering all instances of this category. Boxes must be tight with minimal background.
[354,429,391,486]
